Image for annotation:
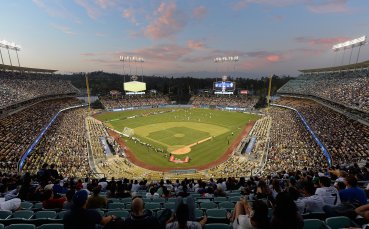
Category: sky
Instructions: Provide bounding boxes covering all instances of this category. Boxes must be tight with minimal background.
[0,0,369,77]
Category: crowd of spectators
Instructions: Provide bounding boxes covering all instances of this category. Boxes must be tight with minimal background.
[265,106,327,173]
[100,94,170,110]
[0,98,82,173]
[191,94,258,109]
[278,70,369,113]
[0,71,79,110]
[277,97,369,167]
[22,108,91,178]
[2,161,369,228]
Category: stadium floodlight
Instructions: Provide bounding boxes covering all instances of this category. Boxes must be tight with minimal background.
[0,39,22,67]
[213,56,240,63]
[119,55,145,80]
[332,36,366,51]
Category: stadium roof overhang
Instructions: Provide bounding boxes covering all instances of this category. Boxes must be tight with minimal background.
[299,60,369,74]
[0,64,57,73]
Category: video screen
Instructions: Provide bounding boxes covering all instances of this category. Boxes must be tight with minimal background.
[123,81,146,92]
[213,81,235,91]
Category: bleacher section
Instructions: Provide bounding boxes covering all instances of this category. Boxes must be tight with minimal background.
[0,72,79,112]
[278,70,369,113]
[100,95,170,110]
[190,94,258,109]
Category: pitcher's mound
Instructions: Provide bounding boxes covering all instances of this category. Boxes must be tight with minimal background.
[174,133,185,138]
[171,147,191,155]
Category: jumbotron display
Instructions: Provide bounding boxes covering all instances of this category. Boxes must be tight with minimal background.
[123,81,146,94]
[213,81,235,94]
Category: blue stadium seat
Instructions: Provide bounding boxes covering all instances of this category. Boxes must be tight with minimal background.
[7,224,36,229]
[200,202,217,209]
[303,219,326,229]
[325,216,352,229]
[20,202,33,210]
[57,211,67,219]
[12,210,34,219]
[0,210,12,219]
[204,223,230,229]
[108,202,124,209]
[38,224,64,229]
[35,211,57,219]
[106,210,130,219]
[218,201,234,210]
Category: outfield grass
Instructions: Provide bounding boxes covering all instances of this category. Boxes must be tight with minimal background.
[95,108,259,169]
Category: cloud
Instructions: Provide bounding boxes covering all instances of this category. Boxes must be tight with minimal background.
[95,32,106,37]
[32,0,81,23]
[307,0,350,13]
[95,0,116,9]
[295,36,349,45]
[187,40,206,49]
[75,0,100,19]
[232,0,297,9]
[50,24,76,35]
[192,6,207,19]
[266,54,282,62]
[144,2,187,39]
[122,8,138,25]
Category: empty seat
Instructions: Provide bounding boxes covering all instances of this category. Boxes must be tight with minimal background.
[35,211,57,219]
[108,202,124,209]
[145,203,161,210]
[325,216,352,229]
[33,203,43,209]
[0,223,3,229]
[195,209,204,220]
[204,223,230,229]
[213,197,227,203]
[228,196,241,202]
[218,202,234,210]
[0,210,12,219]
[163,202,175,211]
[151,198,165,203]
[20,202,33,210]
[206,209,228,223]
[200,202,217,209]
[7,224,36,229]
[106,210,130,219]
[120,198,132,204]
[303,219,326,229]
[57,211,67,219]
[12,210,34,219]
[38,224,64,229]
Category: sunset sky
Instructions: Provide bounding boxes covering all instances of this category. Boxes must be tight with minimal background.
[1,0,368,77]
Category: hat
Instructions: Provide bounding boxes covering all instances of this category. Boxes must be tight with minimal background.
[72,190,88,208]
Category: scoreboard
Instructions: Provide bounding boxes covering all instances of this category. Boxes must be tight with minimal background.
[213,81,235,92]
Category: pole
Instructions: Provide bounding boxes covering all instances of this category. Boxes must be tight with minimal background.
[128,60,131,75]
[16,50,21,67]
[356,45,362,64]
[0,48,4,65]
[7,48,12,66]
[85,74,91,114]
[341,48,345,66]
[348,46,353,65]
[267,75,272,110]
[141,61,143,82]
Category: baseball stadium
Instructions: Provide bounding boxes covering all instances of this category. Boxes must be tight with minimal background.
[0,1,369,229]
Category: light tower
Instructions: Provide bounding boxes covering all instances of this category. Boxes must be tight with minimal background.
[0,39,22,67]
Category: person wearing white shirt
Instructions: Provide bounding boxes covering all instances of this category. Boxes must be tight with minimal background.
[315,176,341,206]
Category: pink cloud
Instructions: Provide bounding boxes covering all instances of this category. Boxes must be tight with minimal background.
[50,23,76,35]
[295,36,349,45]
[75,0,100,19]
[120,44,192,62]
[144,2,186,39]
[94,0,116,9]
[266,54,282,62]
[307,0,350,13]
[192,6,207,19]
[122,8,138,25]
[187,40,206,49]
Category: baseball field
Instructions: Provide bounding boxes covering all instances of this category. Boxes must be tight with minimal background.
[95,108,259,170]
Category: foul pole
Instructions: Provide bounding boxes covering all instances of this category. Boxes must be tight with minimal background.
[85,74,91,113]
[267,75,273,110]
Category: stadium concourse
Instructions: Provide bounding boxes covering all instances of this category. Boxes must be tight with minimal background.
[0,62,369,228]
